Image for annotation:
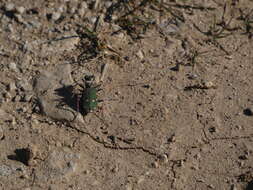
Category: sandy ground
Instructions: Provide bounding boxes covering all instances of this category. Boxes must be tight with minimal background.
[0,0,253,189]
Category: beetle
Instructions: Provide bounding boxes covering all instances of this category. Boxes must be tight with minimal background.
[77,75,102,115]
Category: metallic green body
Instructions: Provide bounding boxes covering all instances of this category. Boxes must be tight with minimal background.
[81,86,98,114]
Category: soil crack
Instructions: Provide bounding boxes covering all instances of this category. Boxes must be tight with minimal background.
[67,123,158,157]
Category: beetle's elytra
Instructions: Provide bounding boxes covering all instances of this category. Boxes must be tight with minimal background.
[78,75,101,115]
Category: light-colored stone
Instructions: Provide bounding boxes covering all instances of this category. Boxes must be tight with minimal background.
[8,62,18,72]
[16,6,25,14]
[51,12,61,21]
[5,3,15,11]
[136,50,144,60]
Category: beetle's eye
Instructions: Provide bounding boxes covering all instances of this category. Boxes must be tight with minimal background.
[85,75,95,81]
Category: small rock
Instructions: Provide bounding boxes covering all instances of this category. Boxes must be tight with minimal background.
[9,146,37,166]
[51,12,61,21]
[207,184,215,189]
[243,107,253,116]
[151,161,159,168]
[27,20,41,28]
[203,81,217,89]
[111,165,119,173]
[77,8,85,17]
[105,1,113,8]
[170,63,180,71]
[7,82,16,92]
[13,95,21,102]
[16,79,32,91]
[0,126,4,140]
[0,95,3,105]
[137,176,145,184]
[158,154,168,163]
[8,62,18,72]
[187,73,198,80]
[136,50,144,60]
[83,170,90,175]
[16,6,25,14]
[208,127,216,133]
[125,183,133,190]
[111,24,122,32]
[0,165,13,176]
[115,32,125,39]
[34,64,77,122]
[14,13,25,23]
[23,92,33,102]
[159,18,182,35]
[5,3,15,11]
[239,155,248,160]
[58,5,66,13]
[4,92,11,102]
[89,16,97,24]
[69,7,76,14]
[111,15,118,21]
[80,1,88,9]
[11,117,16,125]
[230,184,237,190]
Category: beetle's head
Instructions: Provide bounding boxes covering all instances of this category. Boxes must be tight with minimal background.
[84,75,95,82]
[83,75,95,88]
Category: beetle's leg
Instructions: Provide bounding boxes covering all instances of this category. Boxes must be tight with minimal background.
[77,95,80,113]
[97,99,103,102]
[94,84,102,89]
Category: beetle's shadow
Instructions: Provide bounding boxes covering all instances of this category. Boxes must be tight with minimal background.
[54,85,78,112]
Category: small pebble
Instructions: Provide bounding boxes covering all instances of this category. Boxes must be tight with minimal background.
[58,5,66,13]
[111,165,119,173]
[158,154,169,163]
[125,184,133,190]
[230,184,237,190]
[0,95,4,105]
[207,184,215,189]
[5,3,15,11]
[187,73,198,80]
[0,126,4,140]
[23,93,33,102]
[80,1,88,9]
[151,161,159,168]
[203,81,217,89]
[16,79,32,91]
[15,14,25,23]
[13,95,21,102]
[4,92,11,102]
[136,50,144,60]
[69,7,76,14]
[7,82,16,92]
[0,165,13,176]
[115,32,125,39]
[208,127,216,133]
[89,16,97,24]
[8,62,18,72]
[243,107,253,116]
[105,1,113,8]
[111,15,118,21]
[171,64,180,71]
[16,6,25,14]
[77,8,85,17]
[51,12,61,21]
[137,176,145,184]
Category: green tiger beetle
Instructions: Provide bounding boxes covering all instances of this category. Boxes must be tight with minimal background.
[77,75,103,115]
